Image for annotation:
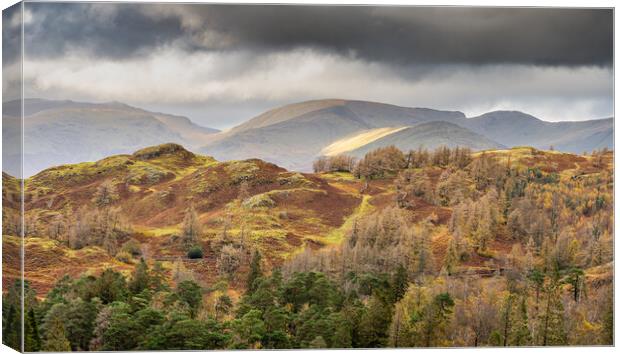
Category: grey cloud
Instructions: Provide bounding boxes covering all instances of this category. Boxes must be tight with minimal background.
[23,3,612,67]
[23,3,184,60]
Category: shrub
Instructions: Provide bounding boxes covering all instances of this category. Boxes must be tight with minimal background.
[242,193,276,209]
[115,251,133,264]
[120,238,142,256]
[187,246,204,259]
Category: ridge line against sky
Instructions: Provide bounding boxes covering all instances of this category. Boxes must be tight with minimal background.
[2,4,613,129]
[11,96,615,132]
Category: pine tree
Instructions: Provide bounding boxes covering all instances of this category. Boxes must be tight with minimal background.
[499,293,515,346]
[563,267,585,302]
[129,258,151,295]
[509,297,532,346]
[43,316,72,351]
[246,250,263,293]
[25,308,42,352]
[538,276,567,346]
[3,303,20,351]
[391,264,408,302]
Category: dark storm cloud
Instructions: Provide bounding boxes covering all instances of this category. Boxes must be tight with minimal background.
[24,3,612,67]
[24,3,184,60]
[3,4,22,65]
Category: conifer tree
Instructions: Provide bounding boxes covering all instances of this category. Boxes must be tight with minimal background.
[538,276,567,346]
[25,307,42,352]
[43,316,72,351]
[509,297,532,346]
[129,258,151,295]
[247,250,263,293]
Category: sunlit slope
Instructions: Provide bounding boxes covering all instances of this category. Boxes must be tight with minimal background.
[321,126,409,156]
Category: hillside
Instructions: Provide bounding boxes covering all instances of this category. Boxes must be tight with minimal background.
[2,143,613,349]
[6,143,363,294]
[202,99,613,171]
[2,99,219,177]
[328,121,504,158]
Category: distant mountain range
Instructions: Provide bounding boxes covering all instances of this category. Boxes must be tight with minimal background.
[2,98,613,176]
[201,99,612,171]
[2,99,219,177]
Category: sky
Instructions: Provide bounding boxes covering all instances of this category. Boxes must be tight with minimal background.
[3,3,614,129]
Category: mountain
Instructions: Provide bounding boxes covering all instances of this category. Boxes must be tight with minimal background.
[327,121,504,158]
[201,99,468,171]
[12,143,361,293]
[202,100,612,171]
[459,111,613,153]
[2,98,219,177]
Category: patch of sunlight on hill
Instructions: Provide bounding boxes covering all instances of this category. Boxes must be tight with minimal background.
[321,126,409,156]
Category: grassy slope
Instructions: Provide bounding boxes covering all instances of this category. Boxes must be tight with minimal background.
[320,127,409,156]
[4,144,613,295]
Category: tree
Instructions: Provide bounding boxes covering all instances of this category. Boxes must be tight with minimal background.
[102,306,140,350]
[92,180,119,207]
[176,280,203,318]
[358,292,393,347]
[3,303,20,351]
[538,276,567,346]
[527,269,545,312]
[25,308,42,352]
[187,245,204,259]
[421,293,455,347]
[129,258,151,295]
[94,269,128,304]
[215,294,233,321]
[181,204,201,249]
[217,245,243,277]
[563,267,585,302]
[43,316,72,351]
[63,298,100,350]
[246,250,263,293]
[509,297,532,346]
[499,293,516,346]
[231,309,266,349]
[443,236,460,275]
[391,264,408,302]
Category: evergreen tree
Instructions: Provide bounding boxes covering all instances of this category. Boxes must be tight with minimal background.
[42,316,71,351]
[3,303,20,351]
[509,297,532,346]
[176,280,203,318]
[25,307,42,352]
[499,293,514,346]
[129,258,151,295]
[246,250,263,293]
[563,267,585,302]
[391,264,408,302]
[538,276,567,346]
[422,292,455,347]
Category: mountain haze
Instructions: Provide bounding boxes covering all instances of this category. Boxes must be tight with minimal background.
[2,99,219,177]
[459,111,613,153]
[202,99,612,171]
[3,98,613,176]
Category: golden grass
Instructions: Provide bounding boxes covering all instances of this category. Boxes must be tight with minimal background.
[321,127,409,156]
